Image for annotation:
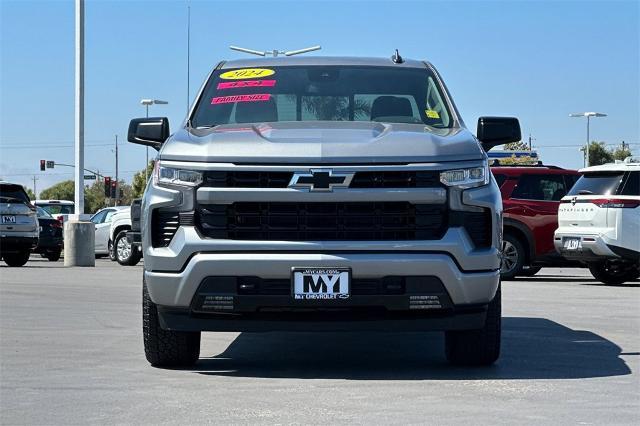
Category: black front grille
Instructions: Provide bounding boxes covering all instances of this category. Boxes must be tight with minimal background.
[350,171,440,188]
[197,202,447,241]
[203,171,293,188]
[201,170,441,189]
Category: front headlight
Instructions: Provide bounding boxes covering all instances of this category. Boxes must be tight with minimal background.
[153,161,203,187]
[440,163,489,188]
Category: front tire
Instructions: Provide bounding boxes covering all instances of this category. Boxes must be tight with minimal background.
[445,285,501,366]
[588,261,640,285]
[143,279,200,367]
[3,250,30,267]
[115,231,141,266]
[501,234,525,280]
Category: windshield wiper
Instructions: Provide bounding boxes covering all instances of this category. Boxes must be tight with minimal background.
[578,190,594,195]
[0,196,23,202]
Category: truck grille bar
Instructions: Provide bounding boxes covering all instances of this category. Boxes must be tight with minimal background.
[196,202,447,241]
[202,171,441,189]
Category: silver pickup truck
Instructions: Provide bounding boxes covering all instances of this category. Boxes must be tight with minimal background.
[127,55,520,368]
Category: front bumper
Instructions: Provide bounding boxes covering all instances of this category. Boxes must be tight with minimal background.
[146,252,500,308]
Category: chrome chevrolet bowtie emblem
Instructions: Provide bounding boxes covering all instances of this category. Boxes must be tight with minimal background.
[289,169,353,192]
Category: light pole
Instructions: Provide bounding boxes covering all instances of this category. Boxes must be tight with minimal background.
[140,99,168,181]
[570,112,607,167]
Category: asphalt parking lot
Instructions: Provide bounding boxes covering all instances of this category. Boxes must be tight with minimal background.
[1,258,638,425]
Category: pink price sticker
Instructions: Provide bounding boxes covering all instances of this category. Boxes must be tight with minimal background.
[217,80,276,90]
[211,94,271,104]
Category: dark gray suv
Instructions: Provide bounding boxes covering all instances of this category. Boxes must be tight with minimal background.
[128,55,521,367]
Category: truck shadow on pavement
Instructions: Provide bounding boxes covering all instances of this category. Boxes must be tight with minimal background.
[194,317,632,380]
[520,274,640,286]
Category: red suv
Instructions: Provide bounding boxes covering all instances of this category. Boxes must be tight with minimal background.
[491,164,580,279]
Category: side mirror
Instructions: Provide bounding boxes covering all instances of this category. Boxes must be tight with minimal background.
[476,117,521,151]
[127,117,170,150]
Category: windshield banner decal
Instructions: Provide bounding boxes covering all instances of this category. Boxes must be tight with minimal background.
[217,80,276,90]
[211,94,271,104]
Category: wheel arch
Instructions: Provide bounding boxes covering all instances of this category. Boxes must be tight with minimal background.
[503,219,534,264]
[112,224,131,243]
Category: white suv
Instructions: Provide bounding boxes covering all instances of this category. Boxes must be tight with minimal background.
[555,159,639,284]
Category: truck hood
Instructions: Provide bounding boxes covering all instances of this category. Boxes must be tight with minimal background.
[160,121,485,164]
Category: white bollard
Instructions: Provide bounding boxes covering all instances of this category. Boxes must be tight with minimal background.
[64,219,95,267]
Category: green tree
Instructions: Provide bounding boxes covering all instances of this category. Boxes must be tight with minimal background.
[493,155,537,166]
[116,181,134,206]
[23,186,36,201]
[39,180,108,214]
[40,180,75,201]
[131,161,155,199]
[611,144,632,161]
[581,141,613,166]
[84,181,108,213]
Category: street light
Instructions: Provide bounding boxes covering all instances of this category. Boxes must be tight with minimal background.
[140,99,168,181]
[569,112,607,167]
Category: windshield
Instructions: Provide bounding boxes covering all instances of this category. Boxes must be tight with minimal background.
[191,66,454,128]
[36,207,52,218]
[568,172,625,196]
[38,204,74,215]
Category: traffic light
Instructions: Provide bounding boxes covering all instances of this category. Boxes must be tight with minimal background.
[104,177,111,197]
[40,160,46,171]
[110,180,117,199]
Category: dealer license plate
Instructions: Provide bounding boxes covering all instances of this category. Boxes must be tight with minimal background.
[292,268,350,300]
[2,215,16,224]
[563,237,581,250]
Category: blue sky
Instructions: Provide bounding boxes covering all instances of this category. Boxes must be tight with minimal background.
[1,0,638,194]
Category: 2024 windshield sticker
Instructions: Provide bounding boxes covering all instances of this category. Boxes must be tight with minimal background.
[218,68,275,80]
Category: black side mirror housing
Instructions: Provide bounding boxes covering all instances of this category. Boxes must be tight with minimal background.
[476,117,521,151]
[127,117,170,150]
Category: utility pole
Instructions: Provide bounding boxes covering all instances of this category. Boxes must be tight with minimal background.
[66,0,94,267]
[187,2,191,113]
[115,134,119,206]
[74,0,85,214]
[32,175,38,199]
[528,134,532,151]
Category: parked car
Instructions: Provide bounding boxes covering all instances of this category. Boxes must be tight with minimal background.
[34,207,63,261]
[127,54,522,367]
[109,206,142,266]
[0,181,38,267]
[34,200,75,223]
[491,163,580,279]
[90,206,128,257]
[555,159,639,285]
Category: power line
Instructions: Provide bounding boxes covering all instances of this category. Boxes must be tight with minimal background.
[1,143,114,149]
[0,139,113,145]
